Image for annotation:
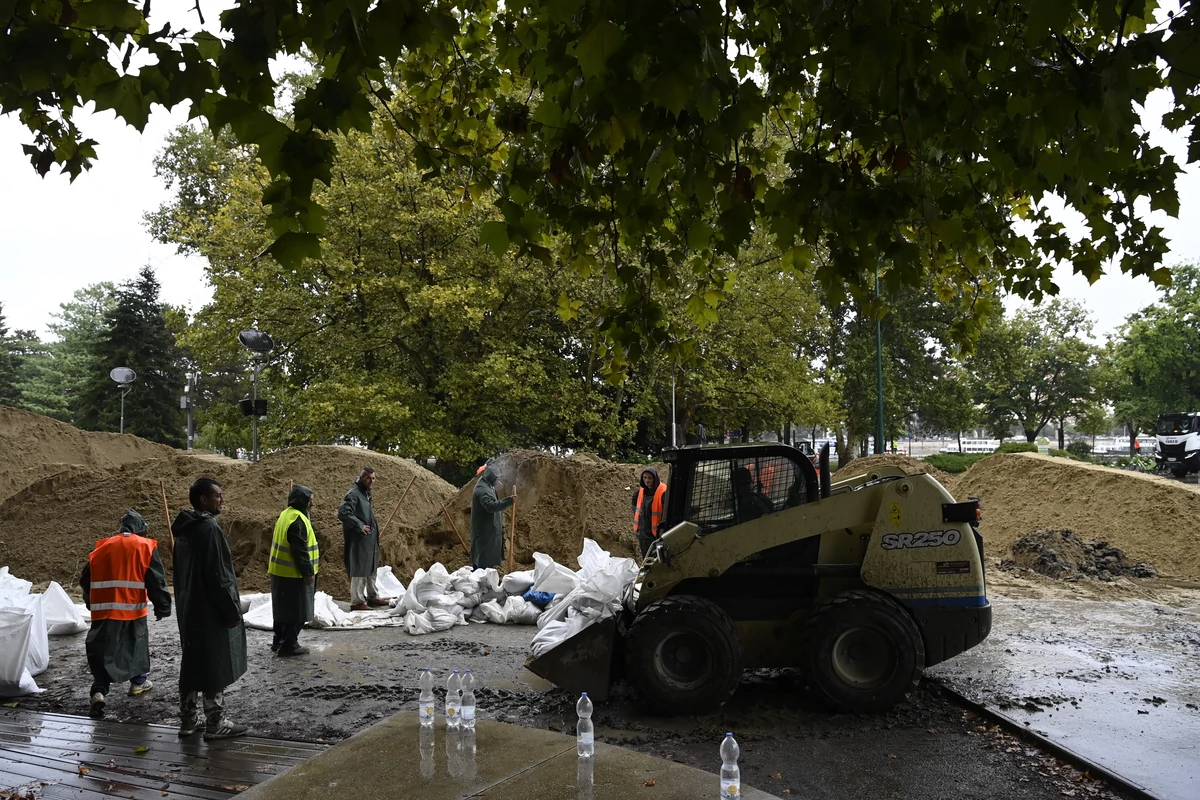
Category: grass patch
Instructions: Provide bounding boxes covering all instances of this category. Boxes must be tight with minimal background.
[995,441,1038,454]
[923,453,990,473]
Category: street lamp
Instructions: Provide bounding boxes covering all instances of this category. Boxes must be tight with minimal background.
[238,329,274,462]
[109,367,136,435]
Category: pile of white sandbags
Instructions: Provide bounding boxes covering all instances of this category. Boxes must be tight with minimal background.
[0,567,91,697]
[393,564,543,634]
[530,539,640,658]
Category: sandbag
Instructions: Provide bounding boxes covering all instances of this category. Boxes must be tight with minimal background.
[532,553,577,594]
[501,570,535,595]
[43,581,88,636]
[4,595,49,676]
[0,567,32,599]
[376,566,406,601]
[0,608,40,696]
[527,539,638,657]
[403,607,459,635]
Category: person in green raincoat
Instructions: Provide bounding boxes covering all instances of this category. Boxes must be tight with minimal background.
[269,484,318,656]
[171,477,248,741]
[79,509,171,718]
[338,467,388,611]
[470,466,515,569]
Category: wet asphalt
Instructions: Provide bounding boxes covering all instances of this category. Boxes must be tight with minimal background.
[11,619,1146,800]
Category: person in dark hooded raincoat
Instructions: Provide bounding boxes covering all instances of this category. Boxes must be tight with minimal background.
[470,467,514,569]
[171,477,248,741]
[79,509,171,718]
[269,485,318,656]
[338,467,387,611]
[630,467,668,557]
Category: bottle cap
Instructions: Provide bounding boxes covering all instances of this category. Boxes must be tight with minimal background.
[726,732,733,737]
[581,692,588,696]
[453,669,460,673]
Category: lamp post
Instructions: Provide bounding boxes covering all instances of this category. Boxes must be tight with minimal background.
[109,367,136,434]
[875,261,885,455]
[238,329,275,462]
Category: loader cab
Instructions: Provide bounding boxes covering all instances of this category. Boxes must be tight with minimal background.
[662,443,821,536]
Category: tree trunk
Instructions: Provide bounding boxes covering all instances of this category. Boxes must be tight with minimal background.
[1058,420,1065,451]
[957,430,962,452]
[835,429,850,470]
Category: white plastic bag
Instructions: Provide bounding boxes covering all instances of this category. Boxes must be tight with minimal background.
[403,607,459,635]
[4,595,49,676]
[501,570,535,595]
[0,567,32,598]
[43,582,88,636]
[0,608,40,696]
[527,539,639,657]
[376,566,406,601]
[532,553,577,594]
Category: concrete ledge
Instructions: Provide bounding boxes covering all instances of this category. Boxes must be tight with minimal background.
[239,711,779,800]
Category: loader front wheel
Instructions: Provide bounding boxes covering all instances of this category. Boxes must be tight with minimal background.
[624,595,743,715]
[805,590,924,714]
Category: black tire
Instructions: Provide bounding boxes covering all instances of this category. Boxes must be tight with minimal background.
[1172,468,1188,478]
[804,589,924,714]
[624,595,743,715]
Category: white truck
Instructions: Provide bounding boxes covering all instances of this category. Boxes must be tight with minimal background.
[1155,412,1200,477]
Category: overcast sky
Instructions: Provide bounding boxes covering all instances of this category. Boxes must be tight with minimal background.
[1,24,1196,342]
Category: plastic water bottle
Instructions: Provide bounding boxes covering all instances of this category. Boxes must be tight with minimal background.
[720,732,740,799]
[418,668,435,728]
[461,669,476,730]
[576,692,594,757]
[445,669,462,728]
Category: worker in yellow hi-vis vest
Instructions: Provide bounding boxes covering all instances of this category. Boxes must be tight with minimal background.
[268,485,320,657]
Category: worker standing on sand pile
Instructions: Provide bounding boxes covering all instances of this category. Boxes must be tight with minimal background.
[268,485,319,657]
[172,477,248,741]
[338,467,390,611]
[470,466,515,569]
[80,509,172,719]
[631,467,668,557]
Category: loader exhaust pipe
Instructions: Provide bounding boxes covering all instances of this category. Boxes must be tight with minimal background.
[819,443,832,498]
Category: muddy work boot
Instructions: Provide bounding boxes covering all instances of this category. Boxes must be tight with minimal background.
[204,720,249,741]
[128,678,153,696]
[88,693,105,718]
[276,644,310,657]
[367,598,390,607]
[350,602,370,611]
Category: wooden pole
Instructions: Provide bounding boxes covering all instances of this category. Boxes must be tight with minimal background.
[441,504,469,554]
[379,475,418,538]
[158,480,174,556]
[508,494,517,574]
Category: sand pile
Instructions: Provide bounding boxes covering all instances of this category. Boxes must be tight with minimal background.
[0,405,176,504]
[412,450,662,576]
[999,529,1158,581]
[835,453,955,487]
[955,453,1200,582]
[0,444,456,598]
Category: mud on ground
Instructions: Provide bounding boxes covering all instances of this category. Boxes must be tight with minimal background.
[13,622,1141,800]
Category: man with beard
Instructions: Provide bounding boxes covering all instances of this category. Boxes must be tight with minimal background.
[171,477,248,740]
[80,509,171,718]
[269,484,319,656]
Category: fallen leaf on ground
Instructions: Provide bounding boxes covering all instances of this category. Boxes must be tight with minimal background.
[772,772,782,779]
[2,701,17,707]
[643,780,655,787]
[927,728,937,734]
[134,747,149,754]
[77,767,89,776]
[887,753,896,759]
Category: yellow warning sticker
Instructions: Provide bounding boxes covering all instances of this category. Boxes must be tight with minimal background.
[889,503,902,527]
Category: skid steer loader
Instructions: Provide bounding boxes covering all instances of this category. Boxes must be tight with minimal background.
[526,443,991,714]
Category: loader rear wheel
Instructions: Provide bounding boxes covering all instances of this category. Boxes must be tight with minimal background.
[804,590,924,714]
[624,595,743,715]
[1171,468,1188,478]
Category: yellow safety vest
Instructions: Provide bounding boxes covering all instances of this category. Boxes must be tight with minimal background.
[268,507,320,578]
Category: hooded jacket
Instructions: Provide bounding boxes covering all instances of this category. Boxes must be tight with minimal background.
[270,485,318,625]
[338,479,380,578]
[470,468,514,569]
[631,467,667,540]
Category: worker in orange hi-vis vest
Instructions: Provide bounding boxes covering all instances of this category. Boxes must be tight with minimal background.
[631,467,668,557]
[79,510,172,719]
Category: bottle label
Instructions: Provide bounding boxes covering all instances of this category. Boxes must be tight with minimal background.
[447,707,457,717]
[721,779,740,798]
[419,705,433,718]
[577,732,594,745]
[462,707,475,721]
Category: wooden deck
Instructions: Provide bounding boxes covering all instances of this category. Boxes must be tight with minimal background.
[0,709,326,800]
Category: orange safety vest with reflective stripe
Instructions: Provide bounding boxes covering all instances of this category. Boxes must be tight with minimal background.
[632,483,668,537]
[88,534,156,621]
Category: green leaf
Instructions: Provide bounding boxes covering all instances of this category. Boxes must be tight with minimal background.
[574,20,625,79]
[259,232,321,266]
[479,221,510,253]
[651,73,688,116]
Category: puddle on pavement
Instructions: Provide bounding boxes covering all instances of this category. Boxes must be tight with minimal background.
[929,597,1200,800]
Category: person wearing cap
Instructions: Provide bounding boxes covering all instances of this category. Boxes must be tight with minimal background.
[79,510,172,718]
[338,467,389,611]
[268,485,319,656]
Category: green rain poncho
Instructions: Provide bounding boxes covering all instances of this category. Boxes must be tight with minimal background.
[470,468,514,569]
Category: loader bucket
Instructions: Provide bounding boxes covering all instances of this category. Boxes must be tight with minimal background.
[524,617,619,702]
